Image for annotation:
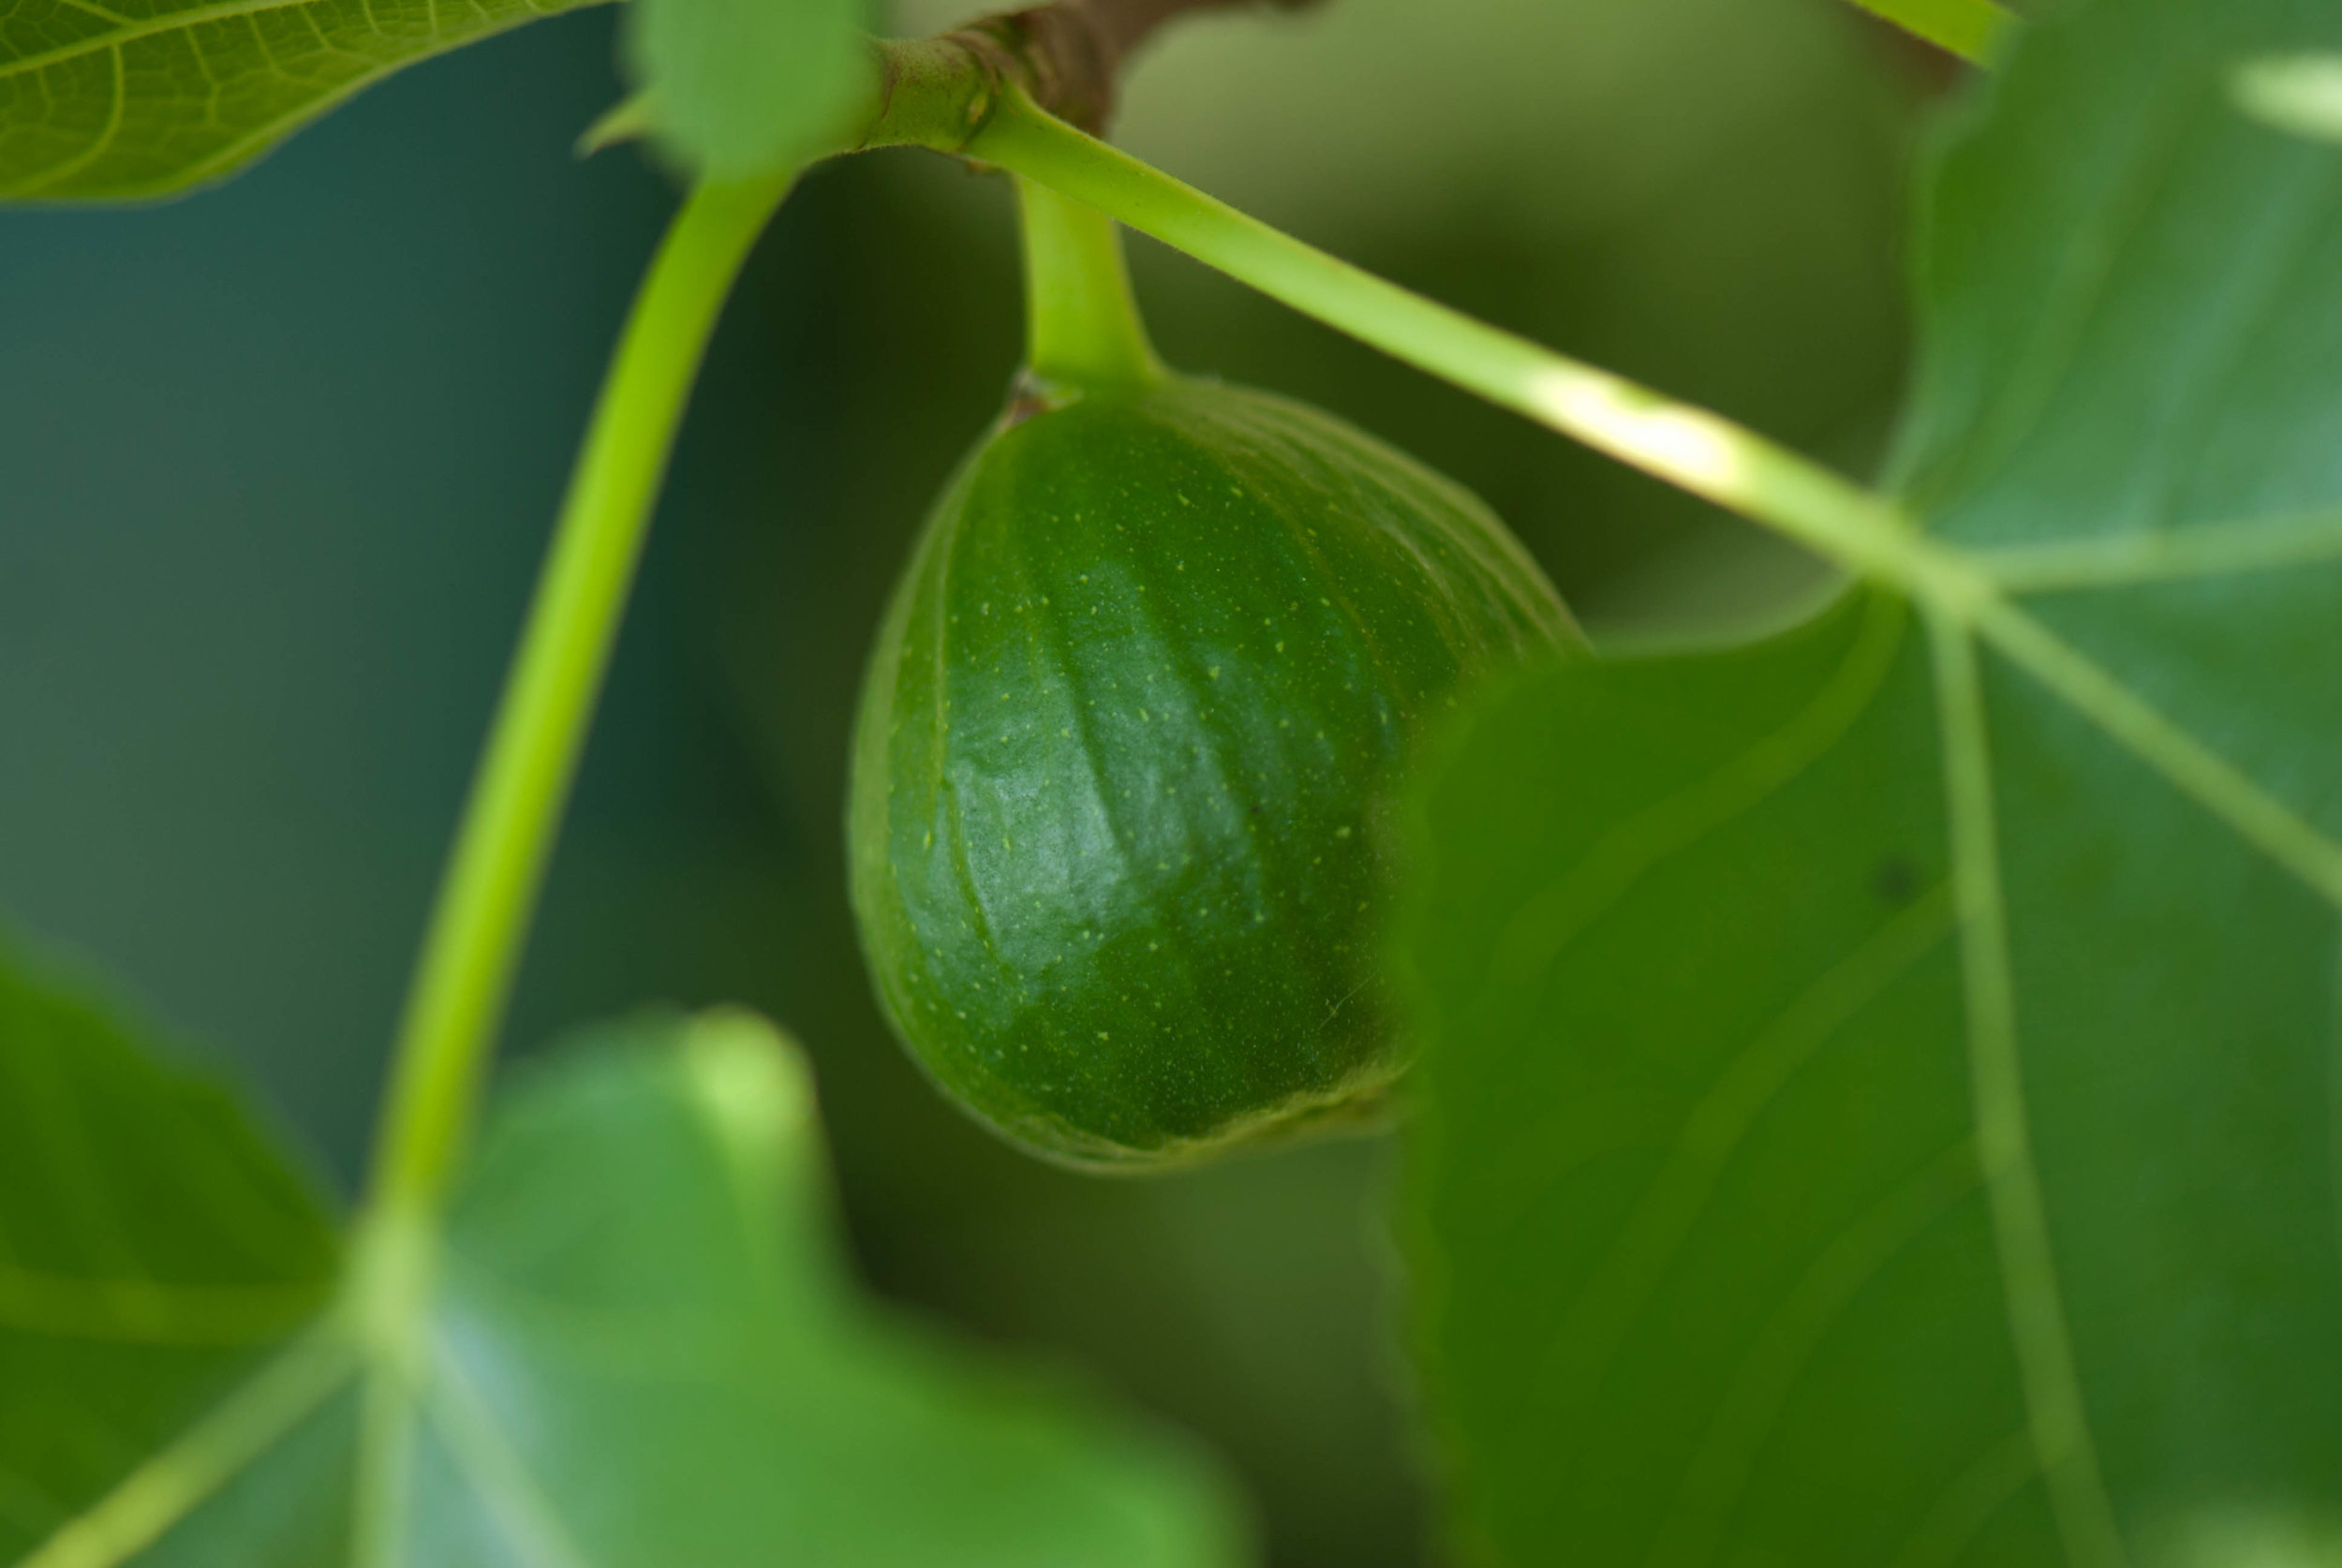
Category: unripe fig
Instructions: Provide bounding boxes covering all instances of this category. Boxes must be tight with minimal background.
[849,377,1578,1169]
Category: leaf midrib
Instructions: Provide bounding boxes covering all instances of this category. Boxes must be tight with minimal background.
[16,1030,787,1568]
[1485,487,2342,1565]
[1808,490,2342,1567]
[1827,500,2342,908]
[1926,611,2129,1568]
[0,1263,324,1345]
[1,0,372,80]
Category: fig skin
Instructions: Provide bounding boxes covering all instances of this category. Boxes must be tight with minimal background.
[849,377,1579,1169]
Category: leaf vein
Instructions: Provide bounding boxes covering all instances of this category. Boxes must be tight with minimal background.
[1641,1139,1984,1568]
[0,1263,325,1345]
[1,0,334,79]
[1925,610,2127,1568]
[1979,506,2342,593]
[1918,83,2206,512]
[1970,594,2342,905]
[1884,1430,2040,1568]
[1488,594,1906,989]
[16,1324,356,1568]
[425,1342,595,1568]
[1511,887,1955,1461]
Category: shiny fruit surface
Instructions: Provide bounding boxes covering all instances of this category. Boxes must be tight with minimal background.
[850,377,1578,1168]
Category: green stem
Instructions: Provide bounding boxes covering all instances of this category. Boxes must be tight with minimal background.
[1840,0,2015,65]
[1015,175,1163,391]
[363,172,793,1221]
[963,91,1933,590]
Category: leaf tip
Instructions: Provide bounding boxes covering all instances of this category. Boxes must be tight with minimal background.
[678,1008,816,1159]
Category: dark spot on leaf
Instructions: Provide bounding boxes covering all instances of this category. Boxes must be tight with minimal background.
[1872,855,1920,907]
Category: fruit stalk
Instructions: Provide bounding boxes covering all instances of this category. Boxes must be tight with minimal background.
[1016,177,1163,392]
[959,88,1930,597]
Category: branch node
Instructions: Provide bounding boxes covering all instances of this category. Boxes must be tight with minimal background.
[867,0,1331,151]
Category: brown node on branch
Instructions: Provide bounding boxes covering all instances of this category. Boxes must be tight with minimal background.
[945,0,1327,136]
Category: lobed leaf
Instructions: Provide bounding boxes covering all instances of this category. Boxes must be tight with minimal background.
[1401,0,2342,1562]
[0,939,340,1562]
[392,1011,1246,1566]
[22,1008,1250,1565]
[0,0,613,201]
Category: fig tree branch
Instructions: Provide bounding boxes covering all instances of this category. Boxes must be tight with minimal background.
[865,0,1322,142]
[857,0,2002,156]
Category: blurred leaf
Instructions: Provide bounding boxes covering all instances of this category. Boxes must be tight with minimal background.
[0,939,340,1561]
[31,1009,1248,1564]
[623,0,872,181]
[1402,0,2342,1562]
[2231,54,2342,143]
[0,0,615,201]
[398,1011,1248,1565]
[1838,0,2015,66]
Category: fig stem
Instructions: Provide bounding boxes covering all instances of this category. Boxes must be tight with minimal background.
[361,171,794,1224]
[960,89,1962,607]
[1015,175,1164,391]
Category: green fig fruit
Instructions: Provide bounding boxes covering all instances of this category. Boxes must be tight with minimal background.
[849,376,1579,1169]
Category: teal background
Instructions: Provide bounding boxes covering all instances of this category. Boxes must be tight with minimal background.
[0,1,1931,1559]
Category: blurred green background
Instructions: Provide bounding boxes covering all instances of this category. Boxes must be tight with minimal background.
[0,1,1938,1560]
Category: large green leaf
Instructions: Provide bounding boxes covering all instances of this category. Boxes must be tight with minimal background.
[0,0,614,201]
[0,939,340,1561]
[22,1009,1248,1565]
[1401,0,2342,1563]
